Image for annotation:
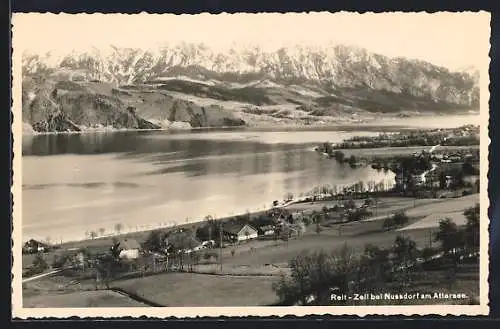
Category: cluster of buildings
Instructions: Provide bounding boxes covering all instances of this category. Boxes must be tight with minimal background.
[24,206,309,276]
[22,239,51,254]
[39,215,298,268]
[446,125,480,138]
[395,148,479,190]
[217,216,304,246]
[430,151,479,164]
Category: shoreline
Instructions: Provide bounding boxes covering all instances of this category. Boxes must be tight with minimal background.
[21,112,480,137]
[23,171,396,246]
[24,197,309,247]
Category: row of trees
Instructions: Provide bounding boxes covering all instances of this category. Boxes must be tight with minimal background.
[300,181,392,202]
[85,223,124,240]
[272,237,421,305]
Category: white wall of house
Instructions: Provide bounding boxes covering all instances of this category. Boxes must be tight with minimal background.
[120,249,140,259]
[236,226,258,241]
[237,232,258,241]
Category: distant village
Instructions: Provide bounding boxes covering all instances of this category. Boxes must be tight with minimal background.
[316,124,480,198]
[331,125,479,150]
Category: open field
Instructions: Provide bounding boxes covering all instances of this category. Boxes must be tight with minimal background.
[220,227,434,267]
[22,269,96,292]
[192,262,289,276]
[23,290,147,308]
[215,195,479,267]
[399,211,467,231]
[403,194,478,219]
[113,272,280,306]
[287,197,447,215]
[286,194,479,221]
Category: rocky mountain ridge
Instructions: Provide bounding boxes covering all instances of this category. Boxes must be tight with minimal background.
[22,43,480,133]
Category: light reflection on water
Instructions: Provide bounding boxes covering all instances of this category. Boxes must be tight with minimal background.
[21,115,477,242]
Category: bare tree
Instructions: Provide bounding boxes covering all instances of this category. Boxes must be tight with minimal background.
[89,231,97,240]
[272,244,359,306]
[332,184,338,196]
[98,228,105,237]
[114,223,123,235]
[284,192,294,202]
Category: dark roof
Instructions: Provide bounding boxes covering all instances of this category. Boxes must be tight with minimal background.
[119,238,141,250]
[223,223,257,235]
[24,239,48,247]
[164,232,201,249]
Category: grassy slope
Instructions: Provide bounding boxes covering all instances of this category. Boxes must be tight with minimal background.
[113,273,279,307]
[23,290,147,308]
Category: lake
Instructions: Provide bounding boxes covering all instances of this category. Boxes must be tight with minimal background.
[20,115,479,242]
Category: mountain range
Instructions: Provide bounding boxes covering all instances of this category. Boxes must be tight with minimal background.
[21,43,480,133]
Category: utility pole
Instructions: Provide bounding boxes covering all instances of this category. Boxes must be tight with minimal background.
[219,222,223,273]
[402,167,405,193]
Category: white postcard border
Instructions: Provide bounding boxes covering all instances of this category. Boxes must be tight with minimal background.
[11,11,492,318]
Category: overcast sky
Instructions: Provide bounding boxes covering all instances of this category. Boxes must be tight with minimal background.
[13,12,490,70]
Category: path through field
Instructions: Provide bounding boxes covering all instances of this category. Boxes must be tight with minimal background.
[22,268,67,283]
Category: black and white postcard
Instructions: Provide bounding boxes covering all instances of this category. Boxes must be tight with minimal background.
[11,11,491,317]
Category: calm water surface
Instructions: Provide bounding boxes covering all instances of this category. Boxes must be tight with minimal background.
[21,115,479,242]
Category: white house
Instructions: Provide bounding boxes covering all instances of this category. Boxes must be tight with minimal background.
[119,238,141,259]
[223,223,258,242]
